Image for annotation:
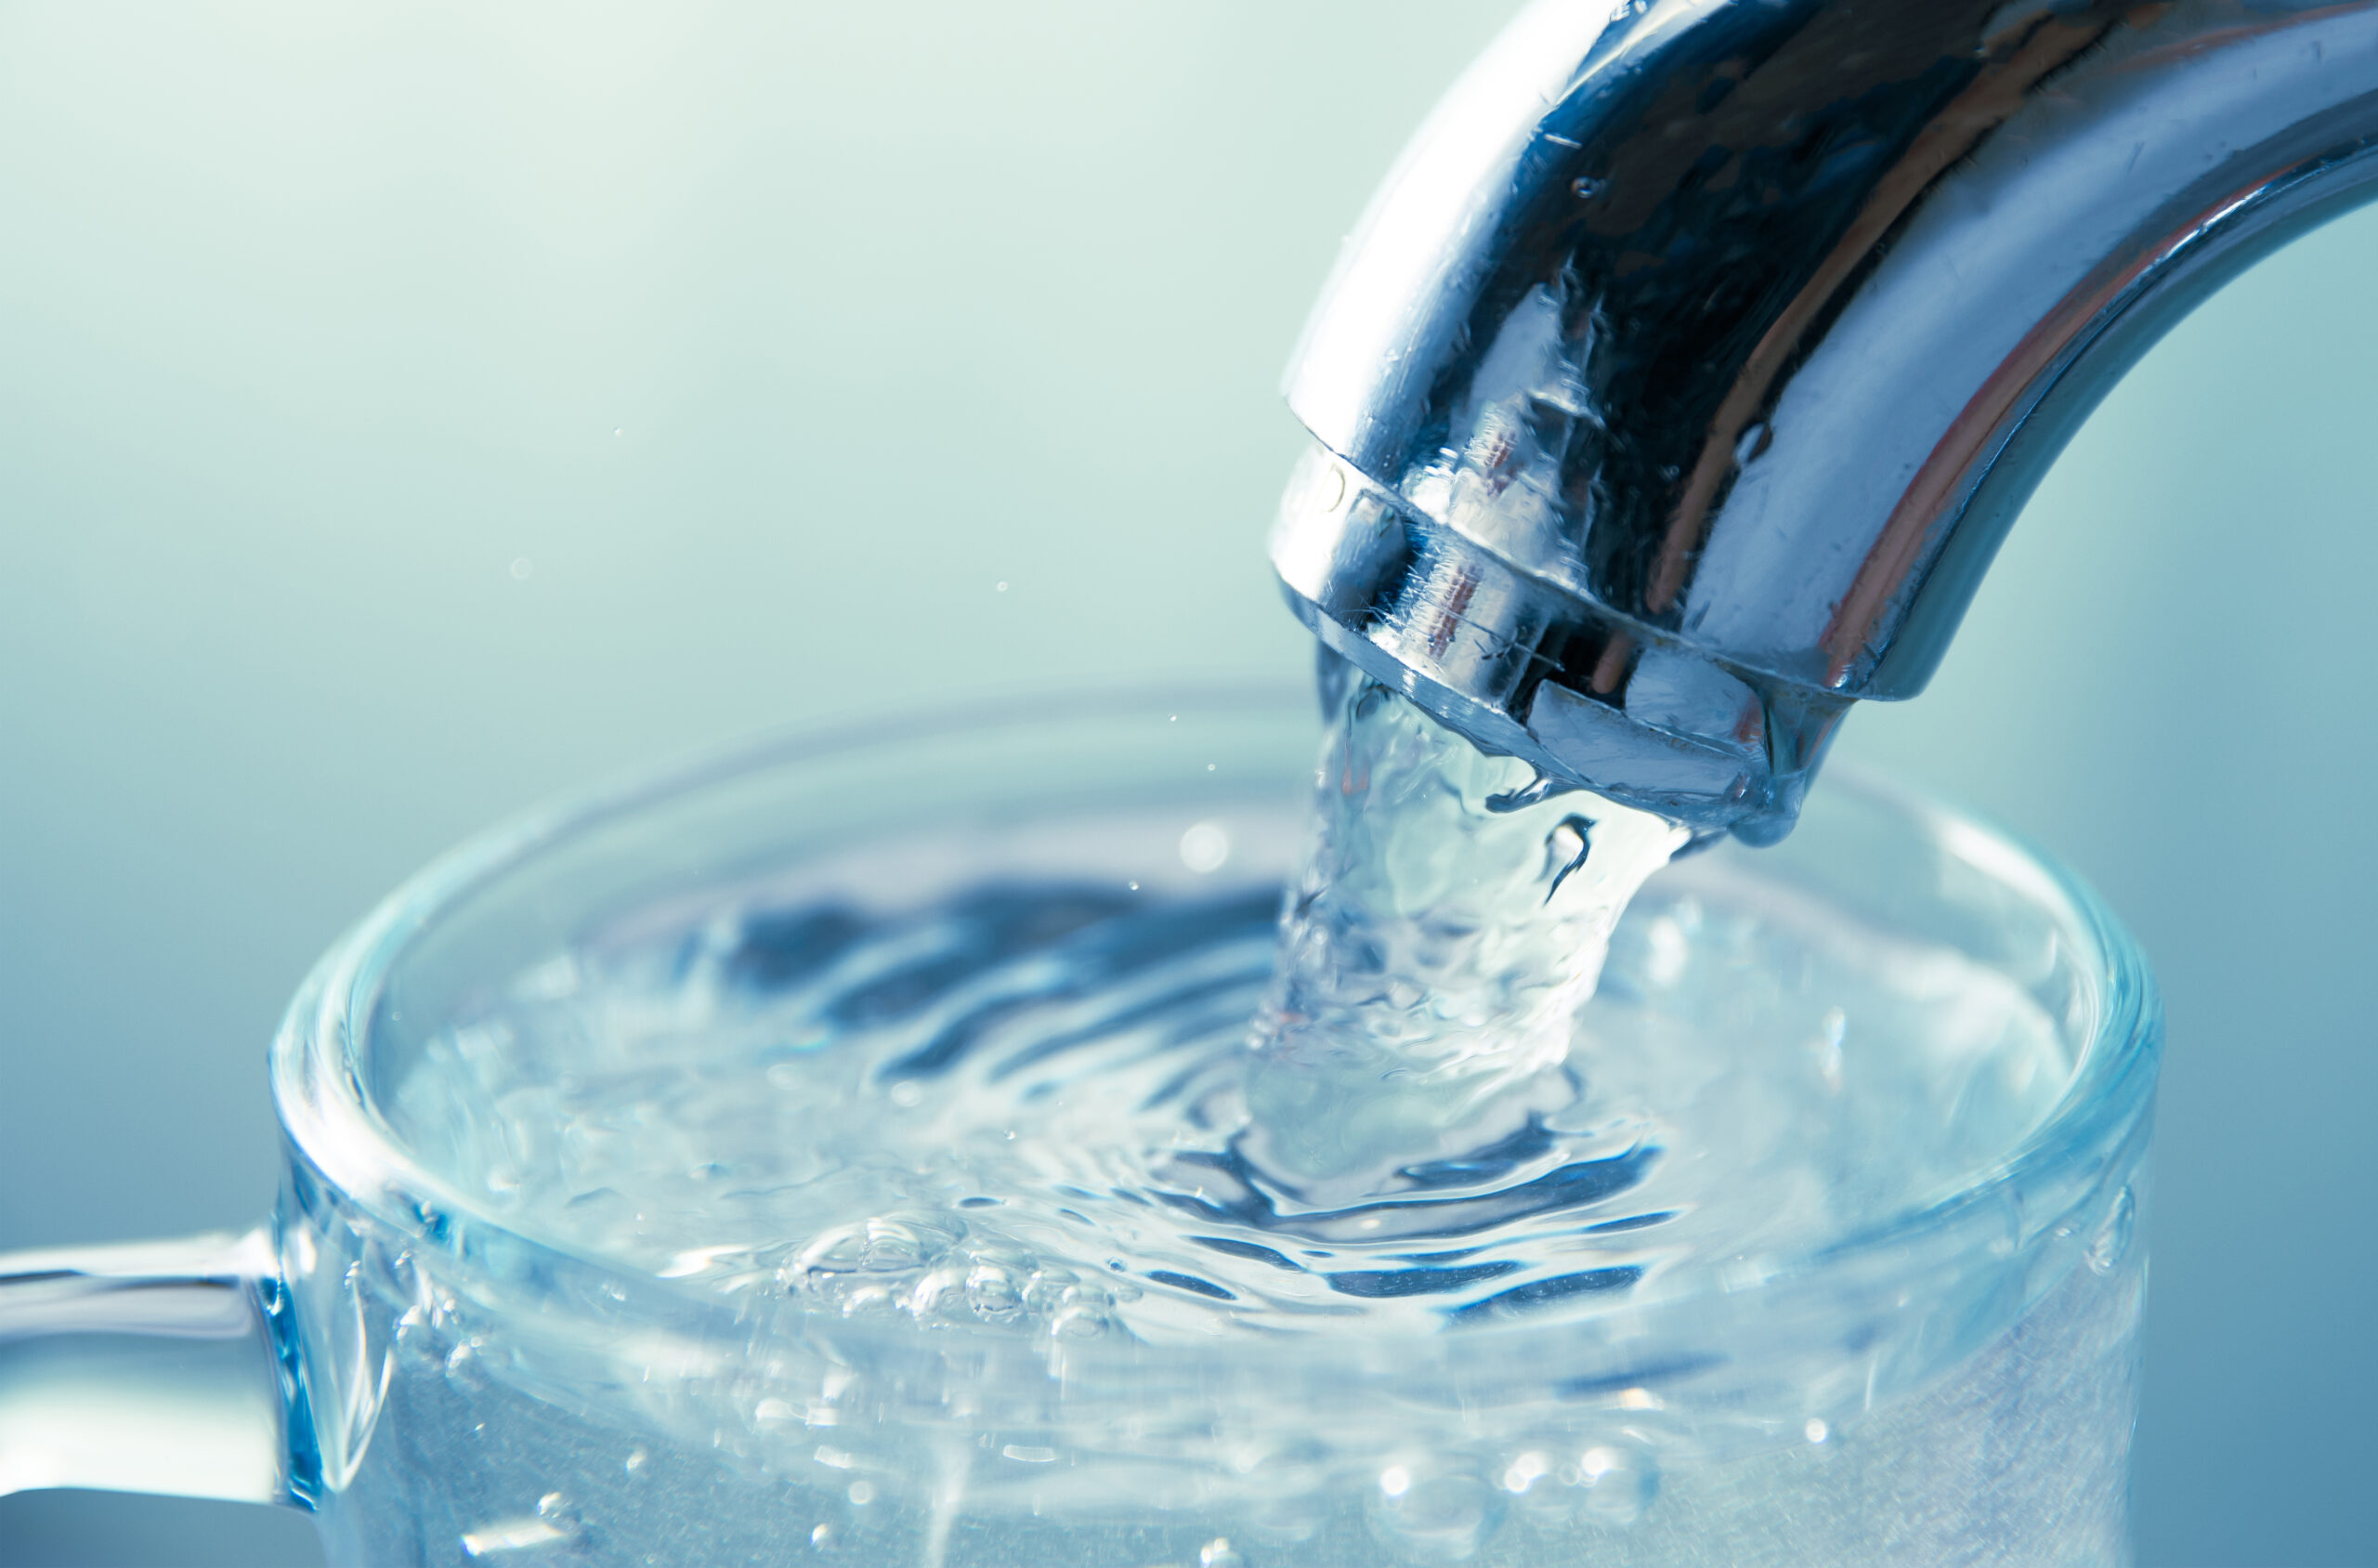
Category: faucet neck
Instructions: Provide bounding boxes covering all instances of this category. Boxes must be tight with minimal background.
[1275,0,2378,837]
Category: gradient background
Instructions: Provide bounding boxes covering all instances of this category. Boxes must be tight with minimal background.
[2,4,2372,1564]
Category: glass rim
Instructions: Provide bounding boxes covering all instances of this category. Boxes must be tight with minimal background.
[268,686,2162,1421]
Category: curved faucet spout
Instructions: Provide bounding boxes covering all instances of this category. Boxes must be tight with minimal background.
[1274,0,2378,840]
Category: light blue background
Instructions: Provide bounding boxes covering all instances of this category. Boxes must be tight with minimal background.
[2,5,2371,1563]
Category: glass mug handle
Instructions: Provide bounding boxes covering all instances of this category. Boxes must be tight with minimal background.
[0,1227,294,1505]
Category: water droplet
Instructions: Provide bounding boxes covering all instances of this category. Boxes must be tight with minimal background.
[622,1446,648,1478]
[508,557,534,581]
[810,1522,838,1550]
[1206,762,1217,772]
[1201,1538,1248,1568]
[995,581,1009,593]
[1366,1458,1502,1561]
[2087,1184,2136,1274]
[1803,1417,1830,1444]
[1180,820,1232,873]
[1571,176,1606,200]
[846,1480,876,1506]
[888,1080,924,1108]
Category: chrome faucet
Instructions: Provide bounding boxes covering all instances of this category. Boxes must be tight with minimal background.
[1274,0,2378,842]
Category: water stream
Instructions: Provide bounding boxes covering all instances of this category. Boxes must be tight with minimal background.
[1245,676,1688,1201]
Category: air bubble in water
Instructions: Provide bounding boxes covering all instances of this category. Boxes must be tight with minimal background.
[456,1492,581,1557]
[1366,1459,1502,1561]
[2086,1185,2136,1274]
[907,1264,972,1320]
[791,1213,963,1282]
[393,1304,432,1363]
[444,1339,490,1393]
[1643,915,1689,987]
[1498,1439,1653,1527]
[1813,1007,1847,1093]
[793,1225,874,1275]
[1050,1301,1110,1339]
[838,1282,900,1318]
[1733,419,1773,466]
[862,1213,961,1270]
[967,1261,1027,1321]
[1245,1491,1325,1545]
[1023,1266,1077,1313]
[1499,1448,1570,1522]
[1201,1538,1248,1568]
[1576,1444,1654,1526]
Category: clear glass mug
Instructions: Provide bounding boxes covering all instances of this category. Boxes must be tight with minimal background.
[0,694,2159,1565]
